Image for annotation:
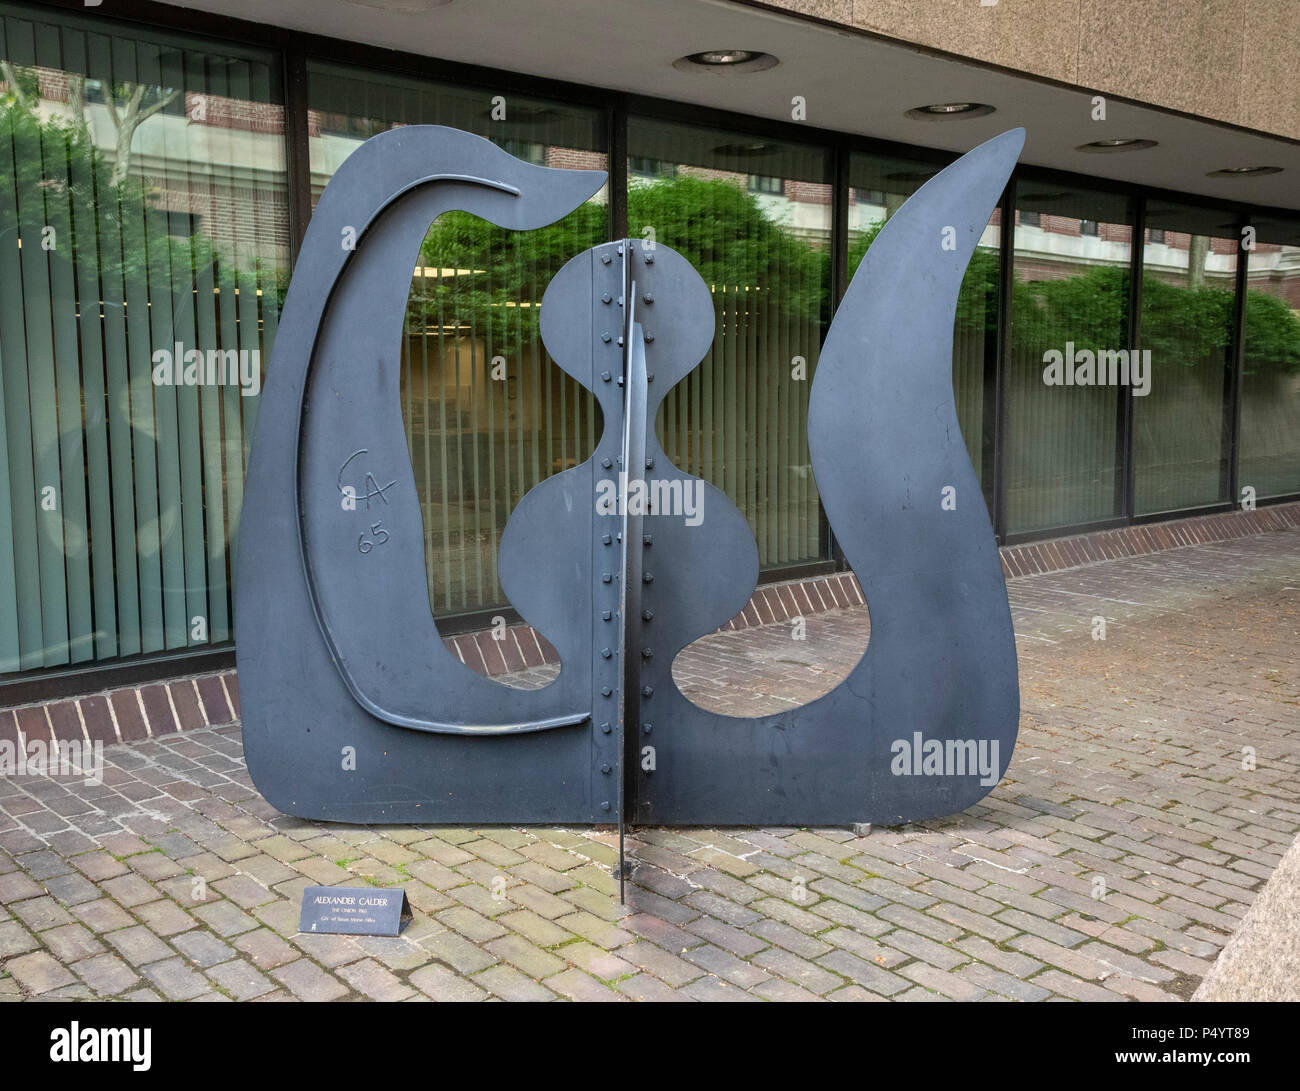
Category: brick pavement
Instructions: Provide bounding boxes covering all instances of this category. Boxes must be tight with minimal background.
[1,530,1297,1001]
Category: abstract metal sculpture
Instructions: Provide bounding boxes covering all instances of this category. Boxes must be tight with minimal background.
[236,125,1023,877]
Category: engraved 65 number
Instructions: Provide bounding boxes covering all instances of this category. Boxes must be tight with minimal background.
[358,521,390,554]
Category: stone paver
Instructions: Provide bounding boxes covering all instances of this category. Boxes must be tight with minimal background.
[0,530,1297,1001]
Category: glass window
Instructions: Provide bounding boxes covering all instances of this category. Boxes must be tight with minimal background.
[0,6,287,673]
[1005,183,1134,534]
[1133,202,1237,514]
[848,152,1001,509]
[1239,214,1300,499]
[627,118,832,569]
[306,62,608,618]
[629,156,675,180]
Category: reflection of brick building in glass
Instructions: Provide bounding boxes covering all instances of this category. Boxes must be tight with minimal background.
[18,68,290,267]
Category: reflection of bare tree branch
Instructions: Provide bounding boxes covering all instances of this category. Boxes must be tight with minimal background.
[105,83,180,185]
[65,72,85,126]
[102,83,123,128]
[1187,234,1208,288]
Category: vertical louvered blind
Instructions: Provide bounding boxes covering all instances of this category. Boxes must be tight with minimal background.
[0,8,286,673]
[627,118,832,569]
[1238,219,1300,500]
[1004,184,1133,534]
[1134,202,1236,514]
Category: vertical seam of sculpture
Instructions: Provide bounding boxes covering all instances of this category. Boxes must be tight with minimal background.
[237,125,1024,837]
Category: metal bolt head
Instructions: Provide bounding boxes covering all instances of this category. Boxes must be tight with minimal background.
[642,609,654,621]
[642,685,654,698]
[642,648,654,659]
[601,686,612,697]
[644,332,654,343]
[601,763,611,774]
[600,721,611,734]
[643,534,653,546]
[601,456,612,469]
[601,292,611,303]
[602,532,612,544]
[602,609,612,621]
[643,572,654,583]
[643,721,653,734]
[601,332,612,343]
[643,292,654,303]
[601,647,612,659]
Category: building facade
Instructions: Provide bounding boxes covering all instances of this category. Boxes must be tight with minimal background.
[0,0,1297,701]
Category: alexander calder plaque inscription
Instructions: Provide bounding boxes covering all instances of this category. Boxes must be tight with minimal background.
[298,885,412,937]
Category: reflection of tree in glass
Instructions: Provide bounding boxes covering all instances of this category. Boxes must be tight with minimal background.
[0,89,209,284]
[1,61,181,186]
[412,175,829,354]
[851,220,1299,377]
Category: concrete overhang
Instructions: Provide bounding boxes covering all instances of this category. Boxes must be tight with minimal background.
[163,0,1300,213]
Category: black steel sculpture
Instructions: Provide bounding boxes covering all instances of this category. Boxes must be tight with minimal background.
[236,125,1023,877]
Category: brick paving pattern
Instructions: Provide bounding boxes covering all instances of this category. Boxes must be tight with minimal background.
[1,529,1297,1001]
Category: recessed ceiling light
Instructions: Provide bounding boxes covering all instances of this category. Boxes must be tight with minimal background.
[342,0,452,10]
[673,50,779,74]
[1076,138,1157,153]
[1207,165,1282,177]
[694,50,758,65]
[905,103,995,120]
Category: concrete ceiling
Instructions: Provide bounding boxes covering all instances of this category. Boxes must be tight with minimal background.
[166,0,1300,212]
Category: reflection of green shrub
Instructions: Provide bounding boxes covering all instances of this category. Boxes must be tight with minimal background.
[629,176,828,321]
[0,96,234,300]
[1015,264,1130,357]
[853,217,1300,375]
[1139,276,1231,367]
[411,200,605,349]
[416,174,829,353]
[1241,289,1300,376]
